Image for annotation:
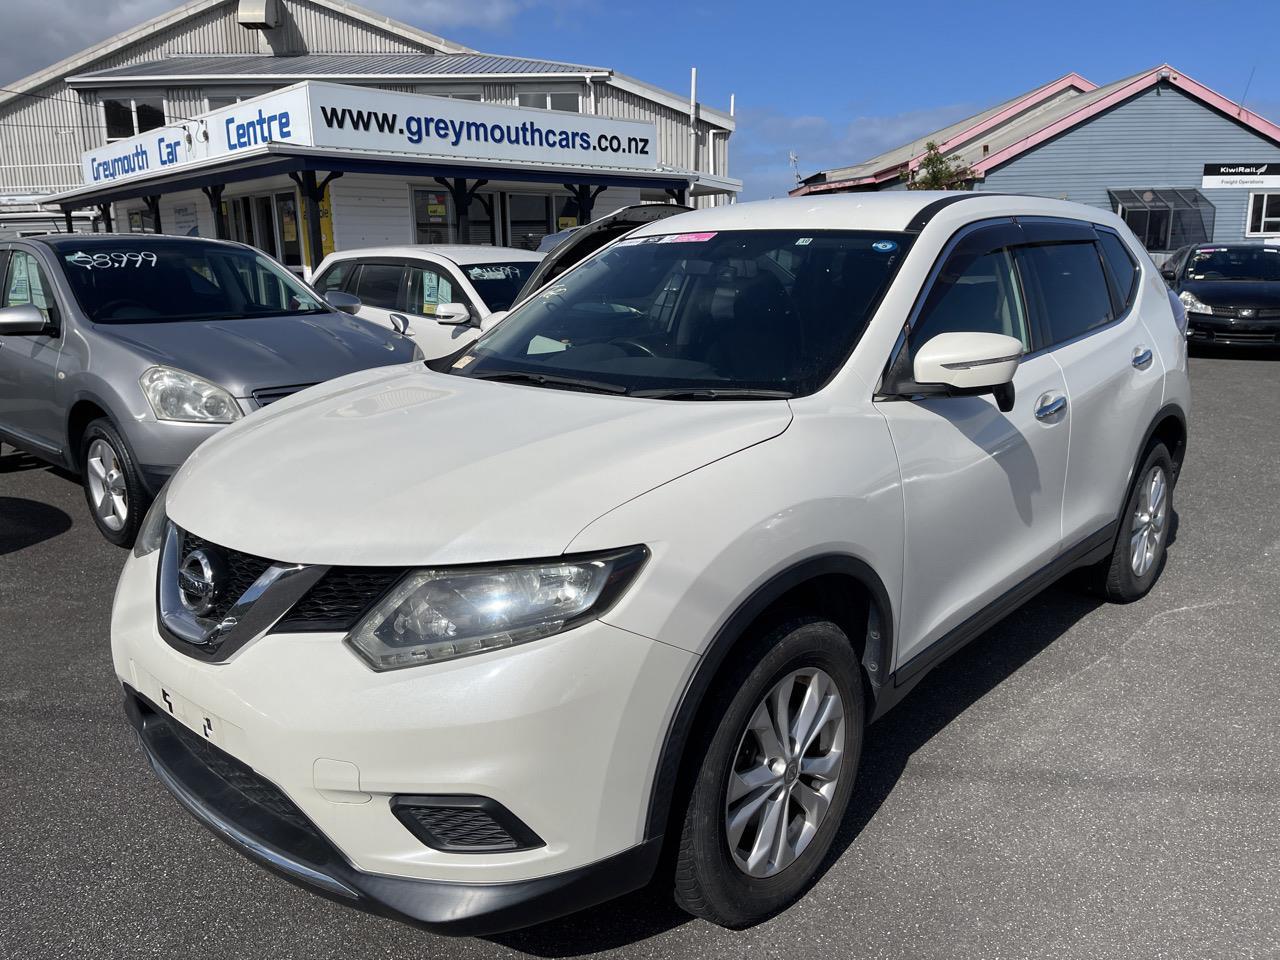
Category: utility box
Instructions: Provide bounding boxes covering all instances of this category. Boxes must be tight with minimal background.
[237,0,281,30]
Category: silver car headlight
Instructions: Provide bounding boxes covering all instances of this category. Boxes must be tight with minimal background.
[140,365,243,423]
[1179,290,1213,316]
[132,478,170,558]
[346,546,648,671]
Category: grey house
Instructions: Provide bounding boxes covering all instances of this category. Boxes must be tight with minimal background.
[794,65,1280,260]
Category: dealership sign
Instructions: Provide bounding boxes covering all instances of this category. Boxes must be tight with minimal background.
[1201,163,1280,189]
[80,81,659,188]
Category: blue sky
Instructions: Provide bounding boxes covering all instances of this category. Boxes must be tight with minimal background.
[424,0,1280,199]
[9,1,1278,200]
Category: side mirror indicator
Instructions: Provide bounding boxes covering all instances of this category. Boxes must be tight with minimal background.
[433,302,472,326]
[913,331,1023,412]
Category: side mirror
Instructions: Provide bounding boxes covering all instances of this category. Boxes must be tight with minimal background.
[1160,268,1177,284]
[324,291,362,316]
[913,332,1023,413]
[0,304,49,335]
[433,302,472,326]
[388,313,411,335]
[479,309,508,333]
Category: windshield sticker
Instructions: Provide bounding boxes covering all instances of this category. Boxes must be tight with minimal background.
[615,235,668,247]
[451,354,476,369]
[795,237,813,246]
[468,265,525,280]
[872,240,899,253]
[661,232,718,244]
[67,251,158,269]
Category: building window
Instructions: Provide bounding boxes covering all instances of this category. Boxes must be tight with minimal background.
[1108,188,1215,253]
[517,92,580,112]
[103,97,165,141]
[412,189,498,245]
[1247,193,1280,236]
[508,194,553,250]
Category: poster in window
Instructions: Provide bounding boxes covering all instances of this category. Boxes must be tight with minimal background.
[172,204,199,237]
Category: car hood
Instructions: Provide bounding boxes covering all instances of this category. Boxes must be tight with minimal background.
[167,366,793,566]
[101,312,414,398]
[1182,279,1280,309]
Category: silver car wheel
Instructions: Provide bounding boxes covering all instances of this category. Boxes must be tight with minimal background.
[724,667,845,878]
[1129,464,1168,578]
[86,437,128,532]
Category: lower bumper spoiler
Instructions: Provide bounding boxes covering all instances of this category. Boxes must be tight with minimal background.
[123,686,662,936]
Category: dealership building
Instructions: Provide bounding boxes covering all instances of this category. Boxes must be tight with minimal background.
[0,0,738,270]
[794,65,1280,260]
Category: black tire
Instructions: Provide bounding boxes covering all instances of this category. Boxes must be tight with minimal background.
[1087,441,1175,602]
[673,618,864,928]
[79,418,147,547]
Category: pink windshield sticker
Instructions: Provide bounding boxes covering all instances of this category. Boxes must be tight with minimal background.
[661,232,718,243]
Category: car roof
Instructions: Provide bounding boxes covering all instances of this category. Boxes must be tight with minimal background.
[625,192,1127,237]
[323,244,543,265]
[37,233,247,251]
[1192,240,1279,250]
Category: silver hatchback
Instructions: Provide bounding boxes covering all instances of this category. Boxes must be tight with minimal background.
[0,234,416,544]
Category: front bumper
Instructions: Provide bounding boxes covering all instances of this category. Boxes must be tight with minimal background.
[1186,313,1280,346]
[123,687,662,935]
[111,548,695,921]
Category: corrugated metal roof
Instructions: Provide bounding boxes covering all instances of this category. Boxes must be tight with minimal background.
[68,53,608,84]
[804,73,1100,187]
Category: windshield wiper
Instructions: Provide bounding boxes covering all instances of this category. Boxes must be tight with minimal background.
[472,370,628,395]
[630,387,795,400]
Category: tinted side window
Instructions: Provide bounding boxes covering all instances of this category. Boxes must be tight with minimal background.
[1018,242,1113,348]
[1097,231,1139,312]
[352,263,404,310]
[314,260,354,295]
[4,251,58,325]
[404,263,463,317]
[910,246,1029,361]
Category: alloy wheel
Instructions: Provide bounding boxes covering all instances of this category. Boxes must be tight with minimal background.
[86,437,128,532]
[1129,464,1168,578]
[724,667,846,878]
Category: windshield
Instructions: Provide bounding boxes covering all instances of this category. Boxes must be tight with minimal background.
[461,261,540,312]
[57,240,327,323]
[1186,246,1280,283]
[446,230,912,397]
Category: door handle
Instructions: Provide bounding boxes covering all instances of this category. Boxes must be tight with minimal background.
[1035,393,1067,421]
[1132,346,1154,369]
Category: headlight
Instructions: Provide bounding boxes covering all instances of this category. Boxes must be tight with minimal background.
[132,479,170,558]
[1179,290,1213,316]
[346,546,648,671]
[140,366,243,423]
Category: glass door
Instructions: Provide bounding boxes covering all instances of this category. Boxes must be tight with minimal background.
[274,192,302,268]
[253,196,277,258]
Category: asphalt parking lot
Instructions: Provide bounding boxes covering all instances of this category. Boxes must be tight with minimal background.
[2,349,1279,960]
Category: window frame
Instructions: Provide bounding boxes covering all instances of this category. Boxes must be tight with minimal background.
[2,247,60,333]
[101,94,166,142]
[515,90,582,113]
[880,215,1135,396]
[404,259,475,320]
[1246,192,1280,237]
[349,261,409,312]
[1094,227,1142,320]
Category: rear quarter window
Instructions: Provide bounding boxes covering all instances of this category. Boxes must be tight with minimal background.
[1097,231,1139,313]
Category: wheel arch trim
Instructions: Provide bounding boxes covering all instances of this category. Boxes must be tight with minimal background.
[642,553,893,841]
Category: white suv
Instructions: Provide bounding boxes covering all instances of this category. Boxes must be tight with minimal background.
[111,193,1189,935]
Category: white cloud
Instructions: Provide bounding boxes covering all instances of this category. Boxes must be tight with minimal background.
[732,102,979,200]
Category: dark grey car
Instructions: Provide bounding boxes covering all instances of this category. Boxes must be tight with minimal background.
[0,234,414,544]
